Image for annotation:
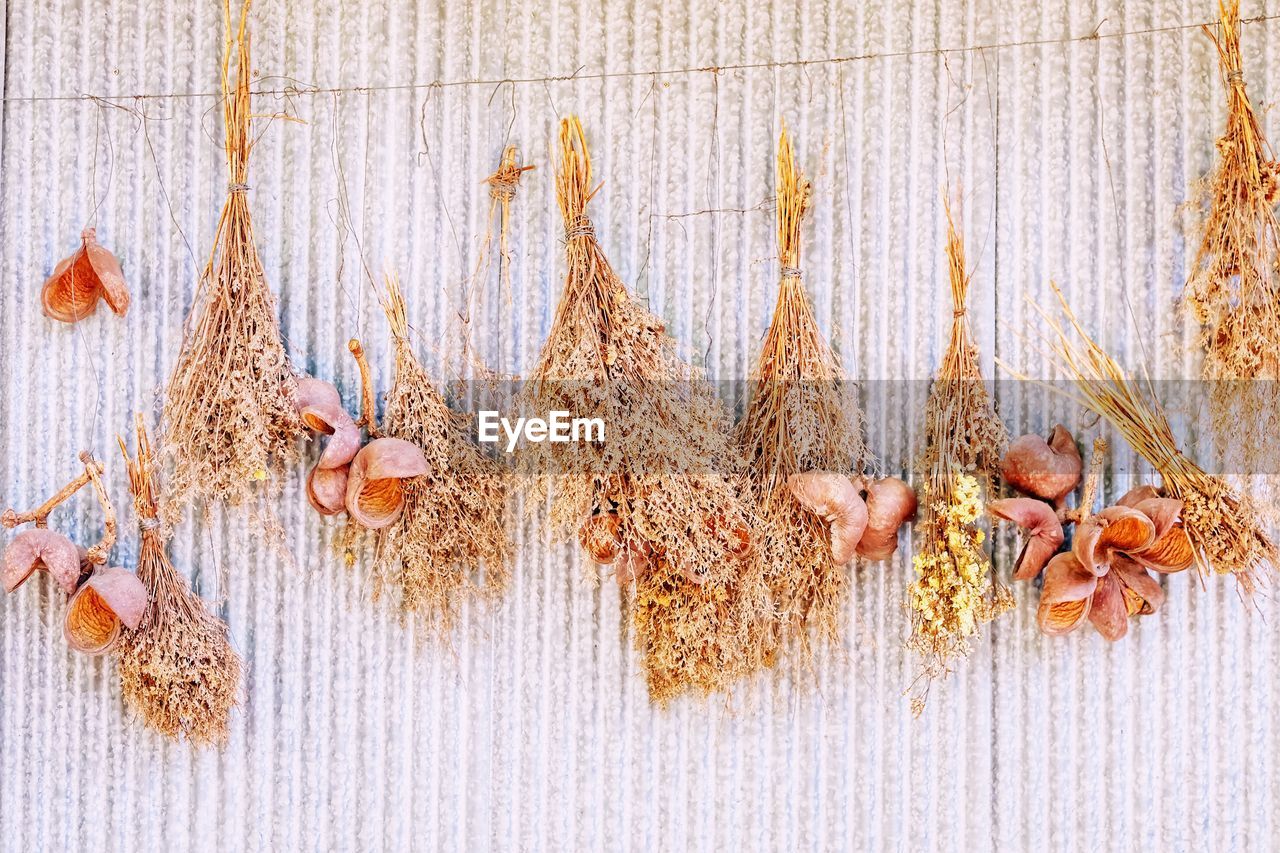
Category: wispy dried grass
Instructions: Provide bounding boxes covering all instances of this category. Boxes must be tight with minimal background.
[521,116,767,702]
[906,206,1010,713]
[1037,283,1276,594]
[735,126,866,671]
[1184,0,1280,468]
[116,417,242,746]
[161,0,300,524]
[372,274,512,637]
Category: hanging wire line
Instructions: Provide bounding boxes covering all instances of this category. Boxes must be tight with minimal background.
[4,13,1279,105]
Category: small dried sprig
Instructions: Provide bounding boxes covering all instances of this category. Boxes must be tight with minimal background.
[1028,283,1277,593]
[736,125,866,672]
[117,417,243,746]
[2,451,115,565]
[160,0,301,522]
[907,203,1009,713]
[1184,0,1280,467]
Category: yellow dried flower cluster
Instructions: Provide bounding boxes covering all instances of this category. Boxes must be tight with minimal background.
[907,471,1012,689]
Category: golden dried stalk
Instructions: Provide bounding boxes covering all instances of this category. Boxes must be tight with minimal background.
[371,273,512,636]
[117,417,243,746]
[736,125,866,669]
[907,206,1010,713]
[1038,283,1276,593]
[161,0,300,523]
[522,116,766,702]
[1185,0,1280,466]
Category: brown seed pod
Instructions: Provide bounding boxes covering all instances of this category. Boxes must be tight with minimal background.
[579,511,623,565]
[1073,506,1156,576]
[307,465,349,516]
[63,566,148,655]
[3,528,81,594]
[856,477,918,561]
[344,437,429,529]
[41,228,129,324]
[295,377,346,433]
[1000,425,1082,504]
[1130,497,1194,573]
[788,471,868,565]
[988,497,1065,580]
[1037,552,1097,635]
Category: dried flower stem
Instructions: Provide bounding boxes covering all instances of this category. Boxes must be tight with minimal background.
[2,451,115,568]
[349,337,379,435]
[1,455,104,529]
[1062,438,1107,525]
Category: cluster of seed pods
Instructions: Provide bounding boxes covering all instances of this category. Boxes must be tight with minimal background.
[1,454,147,655]
[787,471,919,565]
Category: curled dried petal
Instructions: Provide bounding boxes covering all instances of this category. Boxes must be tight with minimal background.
[1072,506,1155,576]
[1112,557,1165,617]
[1117,484,1160,508]
[1037,552,1097,636]
[295,377,346,434]
[856,477,917,561]
[318,417,361,470]
[307,464,349,516]
[1086,572,1129,642]
[3,529,81,594]
[40,229,129,323]
[1000,425,1082,503]
[64,567,148,655]
[1130,497,1194,573]
[988,497,1064,580]
[788,471,867,565]
[344,438,430,529]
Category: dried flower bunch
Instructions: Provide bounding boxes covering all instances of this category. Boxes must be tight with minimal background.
[735,126,869,669]
[161,0,301,522]
[2,451,146,656]
[1038,283,1276,593]
[521,116,765,702]
[1184,0,1280,465]
[993,432,1194,641]
[41,228,129,323]
[907,206,1010,712]
[117,418,243,746]
[363,273,512,635]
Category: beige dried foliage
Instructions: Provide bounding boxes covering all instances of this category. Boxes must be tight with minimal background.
[522,116,767,703]
[1034,283,1276,594]
[735,126,866,671]
[372,274,512,637]
[1184,0,1280,468]
[907,208,1010,713]
[161,0,300,523]
[116,418,243,747]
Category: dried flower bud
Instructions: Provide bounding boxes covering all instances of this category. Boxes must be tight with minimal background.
[579,511,623,565]
[788,471,868,565]
[344,438,430,529]
[1072,506,1155,576]
[856,477,917,561]
[307,464,349,516]
[40,228,129,324]
[63,566,148,655]
[988,497,1064,580]
[1000,425,1082,503]
[3,528,81,594]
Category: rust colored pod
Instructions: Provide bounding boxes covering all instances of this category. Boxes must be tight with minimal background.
[64,566,148,655]
[344,438,430,529]
[788,471,868,565]
[41,228,129,323]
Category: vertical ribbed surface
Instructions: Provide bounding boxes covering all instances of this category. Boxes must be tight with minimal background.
[1,1,1276,850]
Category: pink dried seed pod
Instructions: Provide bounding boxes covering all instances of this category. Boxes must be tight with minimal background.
[307,464,349,516]
[1116,484,1161,508]
[3,528,81,594]
[1072,506,1156,576]
[295,377,347,434]
[787,471,868,565]
[855,477,917,561]
[40,228,129,323]
[1130,498,1194,573]
[1112,557,1166,617]
[988,497,1064,580]
[1036,552,1097,636]
[63,567,148,655]
[318,416,361,470]
[1086,572,1129,642]
[1000,425,1082,503]
[344,437,430,529]
[579,511,623,565]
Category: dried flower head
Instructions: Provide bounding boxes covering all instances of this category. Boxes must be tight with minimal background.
[63,566,147,655]
[40,228,129,323]
[160,0,301,522]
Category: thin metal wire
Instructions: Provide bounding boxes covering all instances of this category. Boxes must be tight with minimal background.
[3,14,1276,105]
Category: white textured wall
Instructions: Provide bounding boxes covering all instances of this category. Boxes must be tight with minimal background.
[1,1,1277,850]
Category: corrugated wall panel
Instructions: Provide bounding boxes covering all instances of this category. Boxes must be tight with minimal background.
[1,1,1276,850]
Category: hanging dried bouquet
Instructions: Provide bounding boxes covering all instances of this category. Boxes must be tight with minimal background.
[521,116,766,702]
[736,126,869,669]
[907,206,1010,713]
[161,0,301,522]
